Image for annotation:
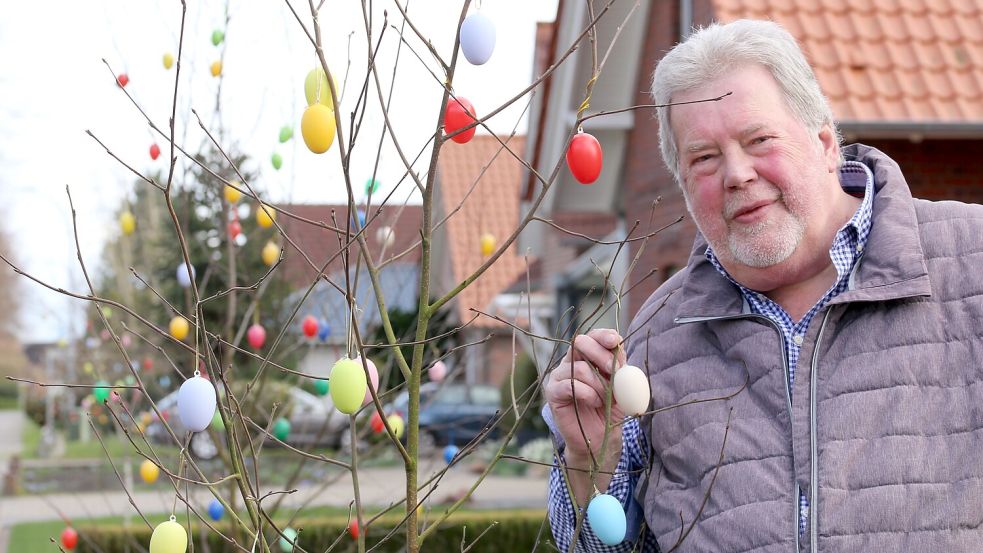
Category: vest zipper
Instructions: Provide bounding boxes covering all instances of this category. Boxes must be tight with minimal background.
[675,314,798,551]
[809,309,833,553]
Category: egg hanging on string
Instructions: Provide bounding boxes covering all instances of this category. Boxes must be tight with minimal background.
[247,324,267,349]
[445,97,477,144]
[149,517,187,553]
[176,263,195,288]
[330,357,368,414]
[177,375,217,432]
[586,493,627,546]
[459,13,496,65]
[612,364,650,416]
[566,132,603,184]
[301,104,336,154]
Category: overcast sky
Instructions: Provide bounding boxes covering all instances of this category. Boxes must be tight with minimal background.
[0,0,557,343]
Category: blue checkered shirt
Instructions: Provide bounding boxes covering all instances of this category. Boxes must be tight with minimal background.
[546,161,875,551]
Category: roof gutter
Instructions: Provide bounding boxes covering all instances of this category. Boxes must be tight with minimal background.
[523,0,565,202]
[680,0,692,39]
[838,120,983,140]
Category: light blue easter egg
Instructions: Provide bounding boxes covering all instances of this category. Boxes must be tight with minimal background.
[586,493,626,546]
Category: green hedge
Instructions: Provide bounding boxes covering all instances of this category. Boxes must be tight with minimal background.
[77,509,557,552]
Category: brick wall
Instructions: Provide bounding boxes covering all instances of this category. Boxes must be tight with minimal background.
[861,139,983,203]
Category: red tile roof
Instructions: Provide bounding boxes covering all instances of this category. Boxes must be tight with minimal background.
[712,0,983,123]
[436,135,528,328]
[277,203,423,290]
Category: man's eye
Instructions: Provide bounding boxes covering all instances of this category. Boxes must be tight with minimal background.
[750,136,771,145]
[692,154,714,164]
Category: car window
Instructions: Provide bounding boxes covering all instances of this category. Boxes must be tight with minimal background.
[432,386,467,404]
[470,387,500,406]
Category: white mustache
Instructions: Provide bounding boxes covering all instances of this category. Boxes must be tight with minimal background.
[724,192,781,220]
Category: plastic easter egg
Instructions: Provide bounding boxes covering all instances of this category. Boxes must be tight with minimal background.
[149,518,187,553]
[211,410,225,431]
[120,211,136,235]
[278,126,293,143]
[445,97,477,144]
[61,527,78,550]
[163,53,174,70]
[150,143,161,160]
[176,263,195,288]
[428,360,447,382]
[301,104,336,154]
[211,29,224,46]
[83,361,94,374]
[247,324,266,349]
[351,210,366,229]
[376,226,395,248]
[566,132,603,184]
[121,334,132,348]
[348,519,359,539]
[480,233,495,256]
[364,178,380,195]
[301,315,318,338]
[142,357,153,371]
[271,152,283,170]
[273,417,291,441]
[330,358,368,414]
[224,183,242,204]
[210,61,222,77]
[304,67,335,107]
[443,444,460,464]
[94,380,110,403]
[256,203,276,228]
[613,364,650,416]
[386,414,405,439]
[313,379,329,396]
[279,527,297,552]
[369,410,385,433]
[228,219,242,239]
[460,13,496,65]
[140,459,160,483]
[117,73,129,88]
[262,241,279,266]
[169,316,189,341]
[317,319,331,342]
[207,498,224,521]
[357,357,379,406]
[586,493,627,546]
[177,376,217,432]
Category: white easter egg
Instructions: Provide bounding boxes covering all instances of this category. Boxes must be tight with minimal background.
[460,13,496,65]
[612,364,650,416]
[177,376,217,432]
[176,263,195,288]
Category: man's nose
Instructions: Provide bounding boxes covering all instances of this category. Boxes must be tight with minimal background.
[723,149,757,189]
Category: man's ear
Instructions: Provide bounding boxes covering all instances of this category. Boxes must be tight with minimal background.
[817,123,839,173]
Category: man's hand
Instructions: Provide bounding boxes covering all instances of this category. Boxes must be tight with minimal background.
[545,329,626,481]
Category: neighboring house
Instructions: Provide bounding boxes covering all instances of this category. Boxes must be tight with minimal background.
[521,0,983,345]
[433,135,530,385]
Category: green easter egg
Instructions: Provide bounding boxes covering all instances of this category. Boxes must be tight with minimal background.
[273,417,291,441]
[304,67,335,107]
[211,30,225,46]
[93,381,111,403]
[329,358,367,414]
[271,152,283,170]
[278,126,293,143]
[313,379,329,396]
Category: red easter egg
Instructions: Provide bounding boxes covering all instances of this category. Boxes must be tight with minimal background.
[301,315,318,338]
[150,144,161,160]
[228,219,242,239]
[348,519,359,539]
[566,132,603,184]
[247,324,266,349]
[142,357,153,370]
[61,527,79,550]
[117,74,129,88]
[445,97,476,144]
[369,410,385,434]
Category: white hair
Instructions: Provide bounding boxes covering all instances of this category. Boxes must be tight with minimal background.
[652,19,841,186]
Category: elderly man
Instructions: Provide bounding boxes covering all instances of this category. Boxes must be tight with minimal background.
[545,18,983,553]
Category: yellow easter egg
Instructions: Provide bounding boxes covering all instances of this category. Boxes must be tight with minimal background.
[256,204,276,228]
[301,104,336,154]
[304,67,335,107]
[261,241,279,266]
[387,414,405,439]
[329,358,367,415]
[224,183,242,204]
[150,518,187,553]
[169,316,189,341]
[480,233,495,256]
[120,211,136,236]
[140,459,160,483]
[163,53,174,70]
[210,60,222,77]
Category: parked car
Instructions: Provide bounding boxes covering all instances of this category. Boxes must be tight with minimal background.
[144,384,349,459]
[344,382,504,454]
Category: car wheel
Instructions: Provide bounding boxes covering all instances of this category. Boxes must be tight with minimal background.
[190,431,218,460]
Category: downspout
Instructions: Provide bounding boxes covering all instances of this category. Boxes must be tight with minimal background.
[680,0,693,40]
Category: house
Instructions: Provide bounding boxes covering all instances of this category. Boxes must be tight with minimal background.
[520,0,983,349]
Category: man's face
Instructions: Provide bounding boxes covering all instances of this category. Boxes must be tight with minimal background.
[670,64,839,279]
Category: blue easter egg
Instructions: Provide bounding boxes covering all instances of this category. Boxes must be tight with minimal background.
[586,493,626,545]
[207,498,224,521]
[318,320,331,342]
[443,444,460,464]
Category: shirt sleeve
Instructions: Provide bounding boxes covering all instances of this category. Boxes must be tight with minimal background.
[543,406,661,552]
